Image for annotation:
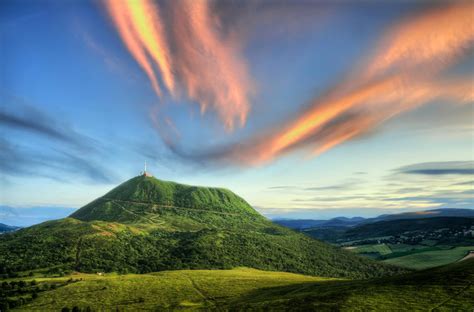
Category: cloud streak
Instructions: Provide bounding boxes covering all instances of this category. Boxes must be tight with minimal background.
[0,111,73,143]
[104,0,163,97]
[162,2,473,166]
[397,161,474,176]
[104,0,253,130]
[0,137,115,184]
[0,103,98,151]
[0,99,115,183]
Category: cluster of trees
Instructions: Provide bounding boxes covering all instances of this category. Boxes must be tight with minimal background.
[0,278,80,311]
[0,267,37,279]
[0,279,43,310]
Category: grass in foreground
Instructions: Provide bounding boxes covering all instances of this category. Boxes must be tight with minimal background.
[9,259,474,311]
[15,268,333,311]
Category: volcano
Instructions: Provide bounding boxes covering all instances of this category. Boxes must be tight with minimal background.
[0,175,404,278]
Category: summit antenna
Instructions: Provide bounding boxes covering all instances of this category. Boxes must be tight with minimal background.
[142,161,152,177]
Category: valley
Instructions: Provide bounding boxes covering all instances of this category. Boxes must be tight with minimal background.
[277,212,474,270]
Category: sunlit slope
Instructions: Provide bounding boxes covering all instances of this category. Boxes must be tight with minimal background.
[0,176,405,278]
[16,259,474,311]
[18,268,331,311]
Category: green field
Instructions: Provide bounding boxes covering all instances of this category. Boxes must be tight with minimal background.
[383,246,474,270]
[6,259,474,311]
[345,242,474,270]
[349,243,392,255]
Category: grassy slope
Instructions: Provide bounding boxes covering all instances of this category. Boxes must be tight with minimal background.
[383,246,474,269]
[17,259,474,311]
[0,176,405,279]
[18,268,332,311]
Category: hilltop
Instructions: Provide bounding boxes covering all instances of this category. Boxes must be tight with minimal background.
[0,175,404,279]
[70,175,262,227]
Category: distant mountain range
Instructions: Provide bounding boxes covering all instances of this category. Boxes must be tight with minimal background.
[274,208,474,230]
[341,216,474,241]
[275,217,365,230]
[0,223,20,233]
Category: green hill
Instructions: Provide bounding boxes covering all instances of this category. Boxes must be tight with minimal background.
[0,175,404,279]
[70,176,261,223]
[5,259,473,311]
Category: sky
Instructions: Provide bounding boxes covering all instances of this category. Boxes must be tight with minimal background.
[1,0,473,221]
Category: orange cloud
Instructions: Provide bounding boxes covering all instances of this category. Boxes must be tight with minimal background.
[169,0,253,130]
[167,2,473,167]
[104,0,253,130]
[238,74,473,166]
[250,2,474,165]
[366,2,474,77]
[125,0,174,94]
[104,0,162,97]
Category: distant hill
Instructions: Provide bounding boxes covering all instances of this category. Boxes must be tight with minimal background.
[275,208,474,230]
[0,175,403,279]
[343,217,474,241]
[302,216,474,243]
[275,217,366,230]
[0,223,19,233]
[369,208,474,223]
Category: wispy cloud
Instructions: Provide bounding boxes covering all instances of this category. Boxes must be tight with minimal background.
[0,110,73,143]
[268,185,298,191]
[0,99,115,183]
[104,0,254,130]
[0,138,114,184]
[304,182,356,192]
[261,160,474,213]
[162,2,473,166]
[452,180,474,186]
[0,107,95,151]
[396,161,474,176]
[267,181,358,192]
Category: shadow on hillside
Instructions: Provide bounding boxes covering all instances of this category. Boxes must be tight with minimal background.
[225,279,358,311]
[223,260,474,311]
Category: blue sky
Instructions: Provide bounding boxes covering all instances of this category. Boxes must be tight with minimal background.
[1,0,472,221]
